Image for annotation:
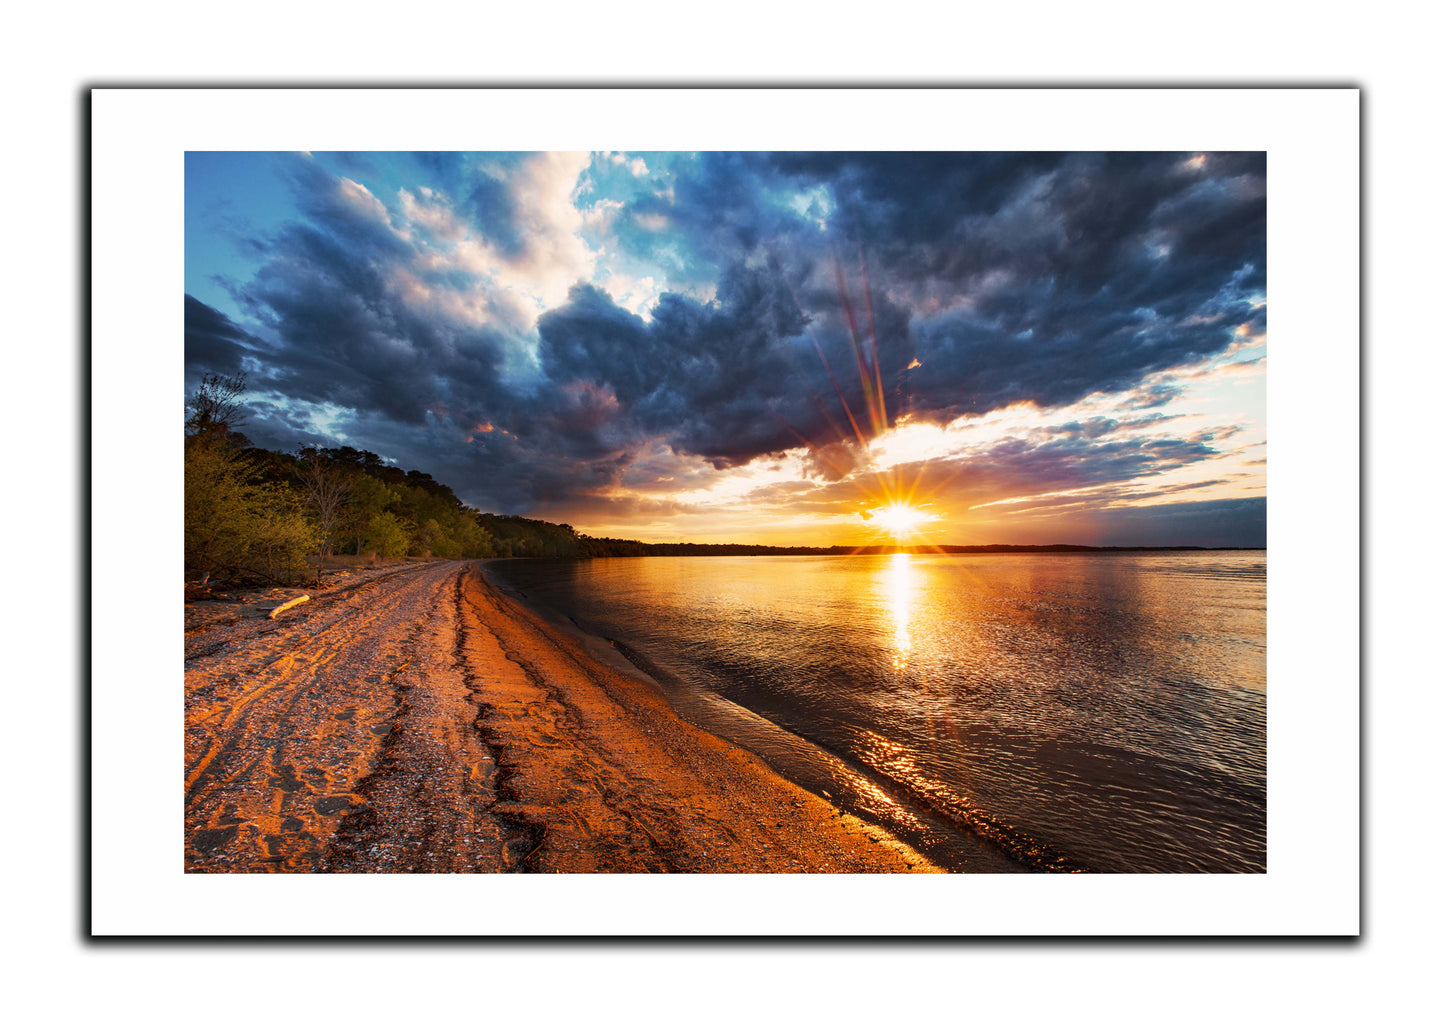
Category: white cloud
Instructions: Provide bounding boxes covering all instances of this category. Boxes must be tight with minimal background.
[337,177,391,226]
[398,187,467,242]
[786,184,834,231]
[598,271,663,318]
[499,151,599,312]
[386,152,600,337]
[581,197,624,233]
[606,151,650,177]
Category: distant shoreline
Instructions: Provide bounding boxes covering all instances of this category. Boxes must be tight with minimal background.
[552,539,1265,558]
[827,543,1263,555]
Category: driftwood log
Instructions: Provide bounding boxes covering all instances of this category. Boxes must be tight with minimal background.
[268,595,310,619]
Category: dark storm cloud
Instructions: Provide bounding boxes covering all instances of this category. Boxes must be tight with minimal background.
[216,158,520,435]
[591,150,1263,455]
[183,157,544,511]
[184,294,260,379]
[234,223,506,427]
[764,152,1265,421]
[615,153,804,275]
[532,256,930,473]
[186,150,1264,517]
[769,152,1264,281]
[284,156,411,259]
[535,266,826,468]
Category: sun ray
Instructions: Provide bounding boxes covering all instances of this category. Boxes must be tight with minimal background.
[761,247,954,549]
[860,246,889,434]
[866,502,938,543]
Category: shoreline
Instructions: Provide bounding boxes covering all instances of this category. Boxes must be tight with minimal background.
[184,561,940,873]
[484,561,1034,873]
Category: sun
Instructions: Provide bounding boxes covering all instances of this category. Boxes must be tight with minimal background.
[867,503,934,542]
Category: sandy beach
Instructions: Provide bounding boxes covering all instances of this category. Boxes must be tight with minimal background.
[184,560,939,873]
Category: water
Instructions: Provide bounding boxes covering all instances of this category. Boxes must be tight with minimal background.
[484,551,1266,873]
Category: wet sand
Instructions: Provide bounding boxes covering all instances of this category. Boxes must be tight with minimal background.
[184,561,939,873]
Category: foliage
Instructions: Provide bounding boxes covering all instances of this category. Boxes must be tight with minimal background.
[362,511,412,559]
[474,515,581,558]
[183,373,829,590]
[294,448,356,559]
[184,437,316,584]
[184,373,506,585]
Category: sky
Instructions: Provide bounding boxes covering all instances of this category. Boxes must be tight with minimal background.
[185,150,1265,547]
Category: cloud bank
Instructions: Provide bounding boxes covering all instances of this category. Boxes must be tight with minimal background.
[185,150,1265,541]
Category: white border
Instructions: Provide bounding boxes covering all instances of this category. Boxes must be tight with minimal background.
[92,88,1358,935]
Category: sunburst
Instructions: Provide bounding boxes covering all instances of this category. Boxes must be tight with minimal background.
[867,502,934,543]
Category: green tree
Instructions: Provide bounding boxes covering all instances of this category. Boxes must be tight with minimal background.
[344,474,398,556]
[363,511,412,559]
[185,438,316,584]
[185,372,510,579]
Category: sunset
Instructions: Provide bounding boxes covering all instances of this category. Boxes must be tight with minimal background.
[180,146,1268,880]
[185,150,1265,548]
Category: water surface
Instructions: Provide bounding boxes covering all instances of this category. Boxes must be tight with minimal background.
[485,551,1265,872]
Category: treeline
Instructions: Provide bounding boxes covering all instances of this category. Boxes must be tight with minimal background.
[185,373,511,587]
[575,536,827,557]
[185,380,493,586]
[842,544,1222,554]
[184,373,827,589]
[464,519,832,560]
[191,374,1219,591]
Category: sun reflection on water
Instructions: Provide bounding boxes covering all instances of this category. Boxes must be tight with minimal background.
[886,552,914,668]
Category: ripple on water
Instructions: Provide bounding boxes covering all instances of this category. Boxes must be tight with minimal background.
[485,551,1266,873]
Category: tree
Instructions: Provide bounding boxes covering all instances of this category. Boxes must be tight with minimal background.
[185,438,315,584]
[294,447,355,563]
[186,371,249,443]
[185,371,317,585]
[363,511,411,559]
[342,473,398,556]
[183,370,506,580]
